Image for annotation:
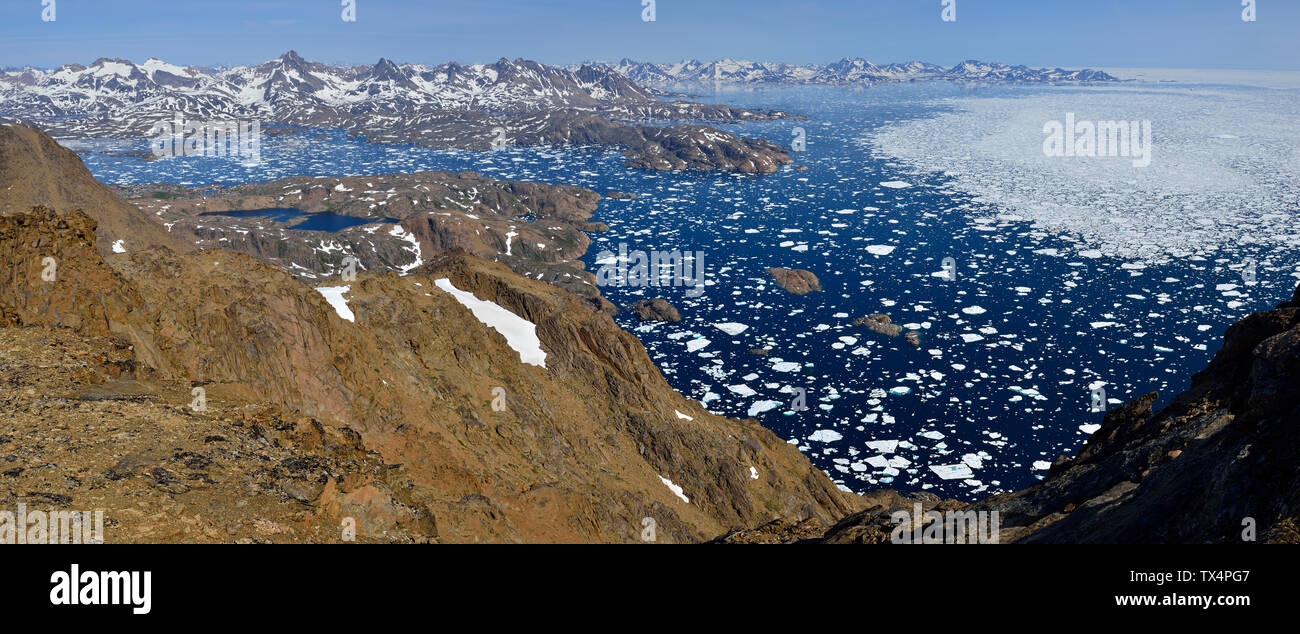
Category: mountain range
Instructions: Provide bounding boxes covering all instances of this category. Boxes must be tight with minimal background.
[595,58,1120,88]
[0,52,795,173]
[0,53,1117,174]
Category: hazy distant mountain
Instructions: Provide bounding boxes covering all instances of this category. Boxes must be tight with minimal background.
[595,57,1118,87]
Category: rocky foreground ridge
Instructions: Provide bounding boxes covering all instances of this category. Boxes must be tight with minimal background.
[0,208,863,543]
[0,124,858,543]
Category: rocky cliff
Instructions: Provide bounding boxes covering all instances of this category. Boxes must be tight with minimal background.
[0,123,193,255]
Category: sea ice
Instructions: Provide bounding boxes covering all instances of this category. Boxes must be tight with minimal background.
[929,464,975,480]
[714,322,750,335]
[808,429,843,443]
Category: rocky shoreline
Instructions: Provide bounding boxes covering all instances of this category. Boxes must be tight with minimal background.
[766,267,821,295]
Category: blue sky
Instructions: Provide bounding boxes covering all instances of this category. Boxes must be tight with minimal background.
[1,0,1296,70]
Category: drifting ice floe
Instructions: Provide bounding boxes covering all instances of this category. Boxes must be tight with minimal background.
[713,322,750,335]
[808,429,843,442]
[930,464,975,480]
[770,360,801,372]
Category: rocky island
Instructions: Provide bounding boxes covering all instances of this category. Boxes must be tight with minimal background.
[766,267,821,295]
[629,298,682,322]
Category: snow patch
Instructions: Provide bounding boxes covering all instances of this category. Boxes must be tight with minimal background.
[434,278,547,368]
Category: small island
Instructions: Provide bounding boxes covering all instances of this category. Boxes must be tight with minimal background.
[766,267,821,295]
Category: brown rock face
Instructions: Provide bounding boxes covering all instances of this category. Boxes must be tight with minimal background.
[708,517,828,544]
[342,111,795,174]
[629,298,682,322]
[0,123,192,255]
[766,267,821,295]
[0,204,862,543]
[0,329,433,543]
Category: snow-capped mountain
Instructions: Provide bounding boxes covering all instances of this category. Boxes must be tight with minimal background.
[598,58,1117,87]
[0,51,686,137]
[0,52,797,173]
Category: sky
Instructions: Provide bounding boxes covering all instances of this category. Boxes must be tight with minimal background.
[1,0,1296,70]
